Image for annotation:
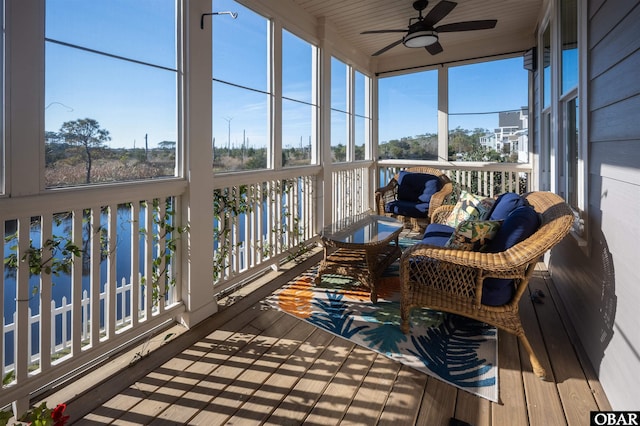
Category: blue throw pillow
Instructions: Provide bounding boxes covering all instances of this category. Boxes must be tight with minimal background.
[486,205,540,253]
[487,192,524,220]
[418,176,441,203]
[481,205,541,306]
[396,171,440,203]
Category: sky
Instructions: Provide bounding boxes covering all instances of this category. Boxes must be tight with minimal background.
[45,0,178,149]
[44,0,529,150]
[378,58,528,142]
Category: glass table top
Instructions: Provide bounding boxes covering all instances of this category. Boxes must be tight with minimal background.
[321,213,403,245]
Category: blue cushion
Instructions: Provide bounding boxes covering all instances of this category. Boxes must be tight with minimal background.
[481,280,515,306]
[421,223,454,246]
[385,200,430,218]
[418,176,441,203]
[487,192,524,220]
[396,171,441,203]
[486,206,540,253]
[481,205,541,306]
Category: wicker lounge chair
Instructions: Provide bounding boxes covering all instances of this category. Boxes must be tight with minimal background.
[375,166,453,232]
[399,191,574,378]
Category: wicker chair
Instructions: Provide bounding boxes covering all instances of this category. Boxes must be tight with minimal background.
[399,191,574,378]
[375,166,453,232]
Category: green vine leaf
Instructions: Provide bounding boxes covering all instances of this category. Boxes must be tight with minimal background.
[138,198,188,306]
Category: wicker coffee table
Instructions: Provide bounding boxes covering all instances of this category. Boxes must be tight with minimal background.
[316,213,404,302]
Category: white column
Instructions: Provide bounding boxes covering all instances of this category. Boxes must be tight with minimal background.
[318,22,333,230]
[438,66,449,162]
[179,0,217,327]
[368,72,377,210]
[272,20,283,170]
[6,0,44,195]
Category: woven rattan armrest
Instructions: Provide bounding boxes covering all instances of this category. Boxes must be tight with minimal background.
[400,242,538,271]
[375,178,398,215]
[430,204,455,224]
[374,178,398,195]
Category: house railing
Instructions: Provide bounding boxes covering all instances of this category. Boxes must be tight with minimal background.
[330,162,372,224]
[2,274,174,373]
[1,160,534,413]
[377,160,533,199]
[1,179,187,413]
[211,167,320,296]
[210,162,373,296]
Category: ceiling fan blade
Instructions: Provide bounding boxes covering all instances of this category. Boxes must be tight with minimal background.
[436,20,497,32]
[361,29,407,34]
[372,39,403,56]
[423,1,457,26]
[425,41,444,55]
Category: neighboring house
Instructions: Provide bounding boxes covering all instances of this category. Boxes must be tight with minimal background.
[479,108,529,161]
[479,132,498,151]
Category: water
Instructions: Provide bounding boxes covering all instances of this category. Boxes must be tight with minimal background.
[3,206,153,366]
[3,179,310,368]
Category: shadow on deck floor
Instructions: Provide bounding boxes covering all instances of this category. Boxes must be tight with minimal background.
[40,248,609,425]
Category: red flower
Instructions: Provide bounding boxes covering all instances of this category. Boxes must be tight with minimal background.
[51,403,70,426]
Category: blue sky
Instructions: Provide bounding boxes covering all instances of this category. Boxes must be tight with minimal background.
[378,58,528,142]
[45,0,529,149]
[45,0,177,149]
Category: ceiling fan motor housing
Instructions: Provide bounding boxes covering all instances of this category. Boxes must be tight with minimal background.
[403,29,438,48]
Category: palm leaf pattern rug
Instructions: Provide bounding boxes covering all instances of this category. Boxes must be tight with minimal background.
[265,258,498,402]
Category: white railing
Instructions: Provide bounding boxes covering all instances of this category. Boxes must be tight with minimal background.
[211,168,320,296]
[377,160,533,198]
[1,180,187,413]
[2,275,174,372]
[0,160,534,414]
[331,162,372,224]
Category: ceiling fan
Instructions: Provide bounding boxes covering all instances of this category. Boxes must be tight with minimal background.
[362,0,497,56]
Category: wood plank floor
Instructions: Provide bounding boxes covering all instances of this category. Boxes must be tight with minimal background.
[56,252,610,426]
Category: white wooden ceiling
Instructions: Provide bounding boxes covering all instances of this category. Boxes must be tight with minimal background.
[289,0,544,73]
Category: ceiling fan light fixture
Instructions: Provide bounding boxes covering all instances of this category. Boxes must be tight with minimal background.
[403,30,438,48]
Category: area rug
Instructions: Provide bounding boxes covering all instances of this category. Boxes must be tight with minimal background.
[265,260,499,402]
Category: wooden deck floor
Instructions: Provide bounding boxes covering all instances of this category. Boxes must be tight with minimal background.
[56,251,610,426]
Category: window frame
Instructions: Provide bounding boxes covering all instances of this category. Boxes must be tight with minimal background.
[211,0,272,172]
[537,0,587,247]
[377,68,439,161]
[0,0,4,195]
[281,27,319,168]
[330,56,372,164]
[43,0,182,188]
[447,57,530,163]
[329,56,348,163]
[353,69,372,162]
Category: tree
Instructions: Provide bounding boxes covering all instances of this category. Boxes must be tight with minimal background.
[59,118,111,183]
[332,144,346,162]
[158,140,176,150]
